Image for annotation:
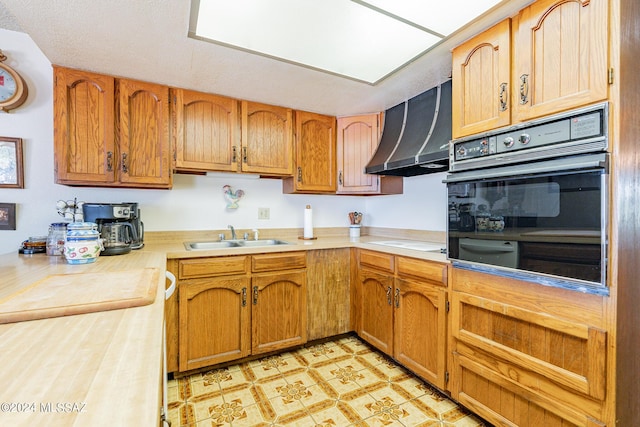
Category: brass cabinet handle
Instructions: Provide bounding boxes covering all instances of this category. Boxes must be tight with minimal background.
[121,153,128,173]
[386,286,392,306]
[242,146,248,164]
[242,287,247,307]
[394,288,400,308]
[297,166,302,183]
[106,151,113,172]
[253,286,258,305]
[232,146,238,163]
[338,170,343,186]
[499,82,508,112]
[519,74,529,105]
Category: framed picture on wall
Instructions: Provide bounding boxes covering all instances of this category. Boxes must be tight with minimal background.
[0,137,24,188]
[0,203,16,230]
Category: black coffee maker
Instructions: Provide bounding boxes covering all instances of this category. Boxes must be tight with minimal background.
[82,202,144,255]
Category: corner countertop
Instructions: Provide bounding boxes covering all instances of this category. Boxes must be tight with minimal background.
[0,251,167,427]
[0,228,446,426]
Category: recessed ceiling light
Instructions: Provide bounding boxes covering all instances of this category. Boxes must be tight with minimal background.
[189,0,501,85]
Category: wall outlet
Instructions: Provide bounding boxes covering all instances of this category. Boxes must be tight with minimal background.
[258,207,270,220]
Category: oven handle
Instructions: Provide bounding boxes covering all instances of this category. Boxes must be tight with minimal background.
[443,153,608,183]
[459,240,516,253]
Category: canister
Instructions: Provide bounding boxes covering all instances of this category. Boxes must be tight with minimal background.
[46,223,68,256]
[64,222,103,264]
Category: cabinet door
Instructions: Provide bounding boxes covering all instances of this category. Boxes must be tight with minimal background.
[306,249,351,341]
[117,79,172,188]
[241,101,293,175]
[283,111,337,193]
[358,267,394,355]
[179,276,251,372]
[451,19,511,139]
[394,277,447,389]
[336,114,402,195]
[251,270,307,354]
[172,89,239,172]
[513,0,608,122]
[53,67,116,184]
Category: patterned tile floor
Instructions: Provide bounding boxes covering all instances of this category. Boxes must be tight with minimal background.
[167,335,490,426]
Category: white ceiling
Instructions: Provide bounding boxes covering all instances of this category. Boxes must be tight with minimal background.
[0,0,532,117]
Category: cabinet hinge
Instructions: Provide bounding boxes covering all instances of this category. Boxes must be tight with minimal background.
[608,68,614,85]
[445,371,449,383]
[446,300,450,313]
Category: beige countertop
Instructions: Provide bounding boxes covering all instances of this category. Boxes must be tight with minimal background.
[0,227,446,426]
[0,251,167,427]
[148,227,448,263]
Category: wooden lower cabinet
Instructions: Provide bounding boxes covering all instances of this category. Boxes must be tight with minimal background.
[359,266,395,354]
[167,252,307,373]
[357,250,449,389]
[394,276,447,389]
[450,267,608,427]
[251,269,307,354]
[179,275,251,371]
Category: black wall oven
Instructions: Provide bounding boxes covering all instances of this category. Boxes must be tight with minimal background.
[445,103,609,295]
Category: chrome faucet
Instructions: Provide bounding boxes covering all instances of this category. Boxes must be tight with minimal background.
[228,225,237,240]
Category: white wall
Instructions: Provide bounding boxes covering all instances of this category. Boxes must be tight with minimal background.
[0,29,446,255]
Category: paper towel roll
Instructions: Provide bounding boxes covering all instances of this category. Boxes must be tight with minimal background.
[303,205,313,239]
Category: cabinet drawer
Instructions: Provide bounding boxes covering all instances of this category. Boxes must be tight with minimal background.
[359,250,394,273]
[251,252,306,272]
[452,349,605,427]
[396,256,447,287]
[451,291,607,401]
[178,256,249,279]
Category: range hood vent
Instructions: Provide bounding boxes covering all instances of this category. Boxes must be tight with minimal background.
[366,80,451,177]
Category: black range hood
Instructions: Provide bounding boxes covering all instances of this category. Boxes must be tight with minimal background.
[365,80,452,177]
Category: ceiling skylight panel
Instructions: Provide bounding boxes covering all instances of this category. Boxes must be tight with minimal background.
[357,0,504,35]
[192,0,441,84]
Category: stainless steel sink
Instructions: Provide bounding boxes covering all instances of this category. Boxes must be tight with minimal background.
[184,239,291,251]
[237,239,290,247]
[184,241,240,250]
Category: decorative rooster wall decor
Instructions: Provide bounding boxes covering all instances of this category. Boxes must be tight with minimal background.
[223,185,245,209]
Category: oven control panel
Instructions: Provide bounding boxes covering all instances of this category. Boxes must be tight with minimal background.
[450,103,608,171]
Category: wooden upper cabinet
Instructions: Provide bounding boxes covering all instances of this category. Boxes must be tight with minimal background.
[117,79,172,188]
[53,67,171,188]
[452,0,609,138]
[54,67,116,185]
[283,110,337,194]
[452,19,511,139]
[336,114,402,195]
[512,0,609,122]
[172,89,239,173]
[241,101,293,176]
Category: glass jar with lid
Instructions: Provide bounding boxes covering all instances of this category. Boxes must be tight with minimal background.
[46,223,68,256]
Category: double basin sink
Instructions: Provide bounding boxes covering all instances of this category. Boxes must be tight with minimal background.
[184,239,291,251]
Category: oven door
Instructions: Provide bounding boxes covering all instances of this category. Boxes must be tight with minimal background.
[444,152,608,294]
